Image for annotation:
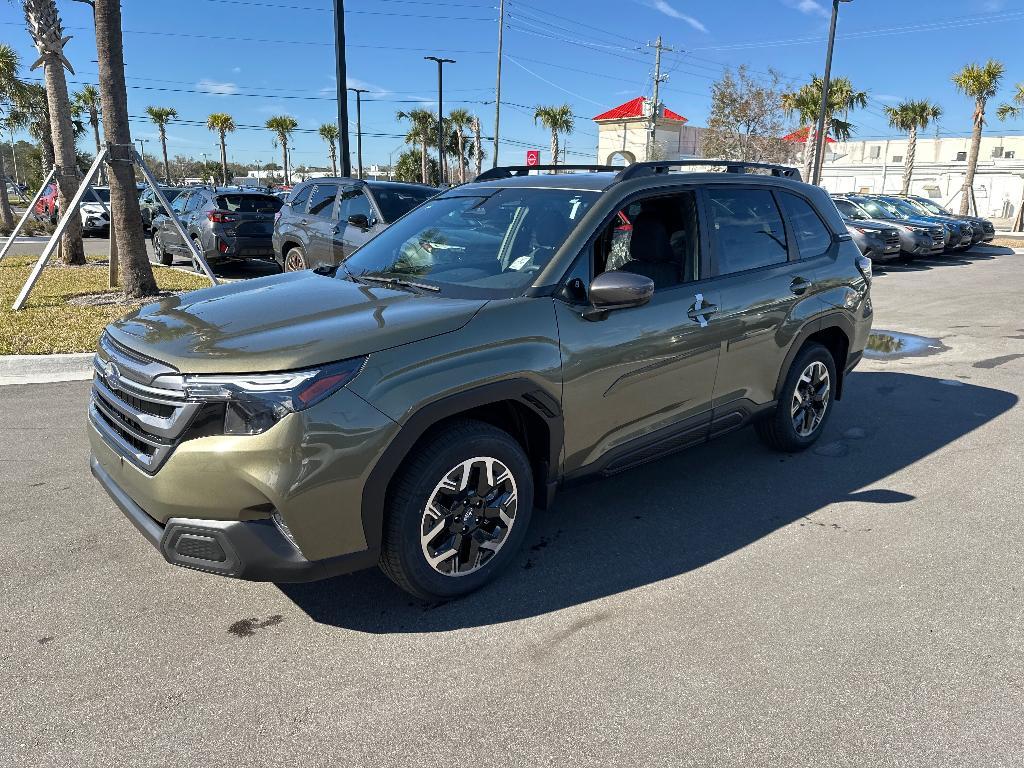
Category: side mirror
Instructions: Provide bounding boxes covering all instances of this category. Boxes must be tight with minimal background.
[348,213,371,229]
[583,270,654,321]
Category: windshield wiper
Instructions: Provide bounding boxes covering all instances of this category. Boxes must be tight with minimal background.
[359,274,440,293]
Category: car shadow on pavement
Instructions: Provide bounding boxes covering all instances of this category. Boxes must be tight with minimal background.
[279,371,1017,633]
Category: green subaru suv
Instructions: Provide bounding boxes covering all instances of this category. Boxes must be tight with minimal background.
[89,161,873,599]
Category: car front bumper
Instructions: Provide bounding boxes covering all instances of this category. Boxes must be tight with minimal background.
[88,384,400,582]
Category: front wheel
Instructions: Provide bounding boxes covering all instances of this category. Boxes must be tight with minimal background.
[152,232,173,266]
[379,420,534,600]
[284,246,308,272]
[755,342,836,452]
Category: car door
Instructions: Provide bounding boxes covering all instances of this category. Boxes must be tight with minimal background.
[160,190,191,253]
[331,185,379,264]
[703,185,827,414]
[556,187,726,476]
[303,183,339,268]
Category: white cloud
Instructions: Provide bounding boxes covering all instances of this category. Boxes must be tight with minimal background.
[345,76,390,95]
[783,0,830,18]
[231,66,242,73]
[640,0,708,33]
[196,79,239,96]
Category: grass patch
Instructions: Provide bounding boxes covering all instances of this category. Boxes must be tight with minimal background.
[0,254,209,355]
[988,237,1024,249]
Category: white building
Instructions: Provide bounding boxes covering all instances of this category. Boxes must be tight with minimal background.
[594,97,704,165]
[819,134,1024,220]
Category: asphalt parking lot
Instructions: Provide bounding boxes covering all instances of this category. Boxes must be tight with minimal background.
[3,245,1023,767]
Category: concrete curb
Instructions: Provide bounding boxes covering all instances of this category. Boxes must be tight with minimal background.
[0,353,93,386]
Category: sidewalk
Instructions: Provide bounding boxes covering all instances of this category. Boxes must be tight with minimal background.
[0,352,93,386]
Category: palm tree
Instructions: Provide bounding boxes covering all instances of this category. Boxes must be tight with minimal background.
[397,108,436,183]
[73,84,105,184]
[145,106,177,184]
[952,59,1005,215]
[318,122,339,176]
[0,44,23,229]
[471,114,483,180]
[997,82,1024,230]
[883,99,942,195]
[24,0,85,265]
[447,108,473,183]
[782,76,866,182]
[206,112,235,185]
[265,115,298,184]
[94,0,157,297]
[533,104,574,171]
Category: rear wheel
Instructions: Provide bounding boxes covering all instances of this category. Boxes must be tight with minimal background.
[152,232,173,266]
[756,342,836,452]
[284,246,308,272]
[380,420,534,600]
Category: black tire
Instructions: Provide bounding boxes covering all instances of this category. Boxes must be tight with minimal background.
[152,232,173,266]
[190,238,205,273]
[283,246,308,272]
[756,342,837,452]
[379,419,534,601]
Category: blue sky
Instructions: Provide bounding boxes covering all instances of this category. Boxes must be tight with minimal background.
[3,0,1024,170]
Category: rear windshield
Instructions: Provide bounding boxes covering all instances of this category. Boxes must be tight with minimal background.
[89,188,110,203]
[369,185,436,222]
[215,194,282,213]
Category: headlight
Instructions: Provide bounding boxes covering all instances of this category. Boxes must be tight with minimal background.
[181,357,365,435]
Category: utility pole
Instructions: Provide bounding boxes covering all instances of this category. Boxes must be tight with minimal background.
[492,0,505,168]
[348,87,368,179]
[425,56,455,186]
[811,0,852,185]
[333,0,352,177]
[646,36,672,162]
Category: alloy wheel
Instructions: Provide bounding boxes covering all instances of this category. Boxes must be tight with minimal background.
[284,250,306,272]
[791,361,830,437]
[420,456,518,577]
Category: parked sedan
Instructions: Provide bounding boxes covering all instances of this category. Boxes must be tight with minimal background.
[139,186,184,231]
[151,186,283,269]
[273,178,437,272]
[833,195,945,259]
[34,182,59,221]
[79,186,111,236]
[867,194,974,251]
[897,195,995,244]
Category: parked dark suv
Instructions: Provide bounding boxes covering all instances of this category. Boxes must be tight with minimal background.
[151,187,283,269]
[139,186,183,232]
[89,161,872,600]
[273,178,436,272]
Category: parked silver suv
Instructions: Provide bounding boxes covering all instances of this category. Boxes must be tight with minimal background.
[273,178,436,272]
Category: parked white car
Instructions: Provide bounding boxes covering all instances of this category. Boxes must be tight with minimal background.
[80,187,111,236]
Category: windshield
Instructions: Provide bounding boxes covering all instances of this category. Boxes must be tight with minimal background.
[340,187,599,298]
[854,197,904,219]
[912,197,947,215]
[370,184,436,222]
[881,197,929,218]
[215,194,282,213]
[88,188,110,203]
[834,199,868,220]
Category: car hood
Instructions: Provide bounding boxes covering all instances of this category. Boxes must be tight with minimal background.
[106,271,487,373]
[846,218,894,233]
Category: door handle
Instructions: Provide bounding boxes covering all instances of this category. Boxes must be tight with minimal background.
[300,218,309,225]
[687,293,718,327]
[790,277,813,295]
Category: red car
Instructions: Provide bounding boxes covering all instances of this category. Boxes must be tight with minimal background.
[34,182,60,221]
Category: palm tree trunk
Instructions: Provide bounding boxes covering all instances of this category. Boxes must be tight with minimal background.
[91,112,107,185]
[159,126,170,185]
[472,116,482,180]
[960,101,984,215]
[456,133,466,183]
[281,138,289,185]
[94,0,156,297]
[40,46,85,265]
[329,144,337,176]
[902,126,917,196]
[801,124,815,182]
[551,130,559,172]
[219,133,228,185]
[420,141,428,184]
[0,150,13,228]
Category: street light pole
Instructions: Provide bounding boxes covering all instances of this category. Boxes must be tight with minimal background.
[348,87,368,179]
[810,0,851,185]
[492,0,505,168]
[425,56,455,186]
[333,0,352,177]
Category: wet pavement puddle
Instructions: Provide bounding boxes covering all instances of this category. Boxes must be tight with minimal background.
[864,330,949,360]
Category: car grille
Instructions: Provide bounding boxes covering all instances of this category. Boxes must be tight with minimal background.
[884,230,900,250]
[930,227,944,248]
[983,221,995,234]
[89,332,201,474]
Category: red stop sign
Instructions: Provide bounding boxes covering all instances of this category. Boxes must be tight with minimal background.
[526,150,540,166]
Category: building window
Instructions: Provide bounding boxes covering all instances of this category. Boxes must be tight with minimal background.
[1006,151,1016,159]
[892,155,903,163]
[992,146,1004,158]
[868,146,881,159]
[955,151,967,161]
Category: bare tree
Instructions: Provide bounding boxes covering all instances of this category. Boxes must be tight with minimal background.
[703,66,795,164]
[24,0,85,264]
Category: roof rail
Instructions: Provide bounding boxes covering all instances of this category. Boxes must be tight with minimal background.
[475,164,621,181]
[614,160,802,182]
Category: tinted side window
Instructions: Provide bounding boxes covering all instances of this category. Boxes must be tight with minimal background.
[288,183,312,212]
[170,193,189,213]
[341,187,374,223]
[779,192,832,259]
[184,193,205,212]
[308,184,338,219]
[706,187,788,275]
